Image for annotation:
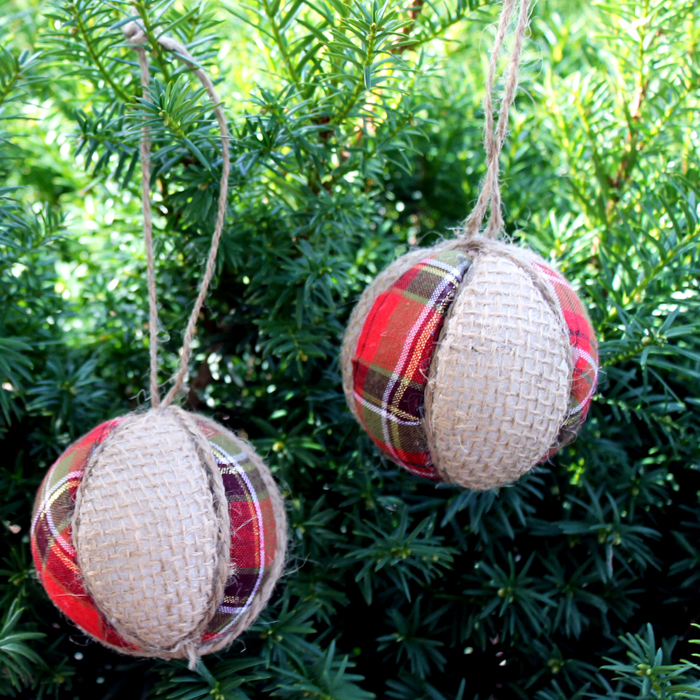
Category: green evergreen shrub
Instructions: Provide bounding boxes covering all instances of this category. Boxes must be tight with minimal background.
[2,0,700,697]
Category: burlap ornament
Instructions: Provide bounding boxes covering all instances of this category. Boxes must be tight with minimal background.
[341,0,599,490]
[342,237,598,490]
[31,408,287,664]
[31,20,287,668]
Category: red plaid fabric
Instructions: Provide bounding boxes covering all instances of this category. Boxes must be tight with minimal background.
[30,418,135,650]
[529,259,599,452]
[197,420,279,643]
[352,250,471,478]
[31,415,278,649]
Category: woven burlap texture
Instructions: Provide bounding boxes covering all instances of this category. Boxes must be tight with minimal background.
[73,406,231,662]
[340,239,456,418]
[425,243,571,490]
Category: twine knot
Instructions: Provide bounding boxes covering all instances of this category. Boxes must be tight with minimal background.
[122,20,148,45]
[461,0,531,240]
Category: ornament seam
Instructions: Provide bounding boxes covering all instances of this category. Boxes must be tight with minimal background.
[72,411,155,651]
[423,245,478,485]
[194,415,288,655]
[168,407,232,663]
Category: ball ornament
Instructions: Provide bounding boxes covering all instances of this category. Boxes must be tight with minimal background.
[341,237,598,490]
[31,406,286,665]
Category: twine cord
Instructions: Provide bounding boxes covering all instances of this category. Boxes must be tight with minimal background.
[131,41,160,406]
[461,0,531,240]
[124,21,230,408]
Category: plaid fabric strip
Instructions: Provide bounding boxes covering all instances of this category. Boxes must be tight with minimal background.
[197,421,278,643]
[530,259,599,450]
[352,249,471,479]
[30,418,136,651]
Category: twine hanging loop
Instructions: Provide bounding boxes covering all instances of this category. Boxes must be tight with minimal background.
[124,21,231,408]
[461,0,531,240]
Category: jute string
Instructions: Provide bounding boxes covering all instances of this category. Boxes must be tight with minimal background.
[123,21,230,408]
[461,0,531,240]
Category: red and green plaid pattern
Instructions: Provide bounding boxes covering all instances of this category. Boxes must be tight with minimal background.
[30,418,135,650]
[197,420,279,643]
[530,259,599,451]
[352,249,471,478]
[31,415,278,649]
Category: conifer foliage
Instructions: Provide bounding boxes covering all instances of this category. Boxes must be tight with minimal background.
[2,0,700,697]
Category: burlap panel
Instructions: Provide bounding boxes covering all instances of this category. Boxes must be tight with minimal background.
[73,407,231,660]
[425,248,571,490]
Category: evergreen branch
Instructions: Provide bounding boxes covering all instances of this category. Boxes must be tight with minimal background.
[601,216,700,327]
[69,0,131,102]
[601,333,660,367]
[331,20,377,125]
[392,0,482,54]
[0,53,23,111]
[0,600,45,692]
[261,0,302,88]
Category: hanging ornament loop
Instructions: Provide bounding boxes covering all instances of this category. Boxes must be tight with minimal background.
[124,21,231,408]
[461,0,531,240]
